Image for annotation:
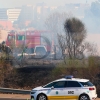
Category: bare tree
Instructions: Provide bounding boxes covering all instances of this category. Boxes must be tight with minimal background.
[45,12,72,59]
[85,42,99,56]
[58,17,87,60]
[45,12,70,34]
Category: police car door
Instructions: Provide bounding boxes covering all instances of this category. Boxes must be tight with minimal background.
[64,81,81,100]
[47,81,66,100]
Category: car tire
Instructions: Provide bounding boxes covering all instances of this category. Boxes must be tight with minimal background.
[37,94,47,100]
[79,94,90,100]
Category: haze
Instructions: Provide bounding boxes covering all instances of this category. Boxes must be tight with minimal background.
[0,0,100,52]
[0,0,97,8]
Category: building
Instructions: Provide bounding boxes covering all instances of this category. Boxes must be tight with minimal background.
[0,8,8,20]
[0,8,14,30]
[0,20,13,30]
[7,8,21,23]
[65,3,90,19]
[18,5,34,22]
[33,3,51,29]
[0,30,8,43]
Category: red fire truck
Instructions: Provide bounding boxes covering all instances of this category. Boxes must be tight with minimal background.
[6,30,41,48]
[6,30,51,58]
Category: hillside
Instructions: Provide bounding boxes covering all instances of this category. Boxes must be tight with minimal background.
[0,57,100,97]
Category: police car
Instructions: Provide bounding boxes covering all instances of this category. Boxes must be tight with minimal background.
[30,75,97,100]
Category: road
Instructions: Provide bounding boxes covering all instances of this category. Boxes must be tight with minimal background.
[0,94,30,100]
[0,98,29,100]
[0,94,99,100]
[0,98,99,100]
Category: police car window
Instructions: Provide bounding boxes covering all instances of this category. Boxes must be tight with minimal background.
[53,81,66,88]
[67,81,81,87]
[80,81,94,87]
[43,82,57,88]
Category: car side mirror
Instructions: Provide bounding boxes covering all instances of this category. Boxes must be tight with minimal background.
[51,86,54,89]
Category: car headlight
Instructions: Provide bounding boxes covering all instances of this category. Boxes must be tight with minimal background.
[31,90,37,94]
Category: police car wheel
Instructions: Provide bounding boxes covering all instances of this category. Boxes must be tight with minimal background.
[79,95,90,100]
[37,94,47,100]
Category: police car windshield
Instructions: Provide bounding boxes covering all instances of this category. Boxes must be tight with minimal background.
[43,82,57,88]
[80,81,94,87]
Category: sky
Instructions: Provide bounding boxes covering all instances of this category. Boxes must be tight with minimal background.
[0,0,97,8]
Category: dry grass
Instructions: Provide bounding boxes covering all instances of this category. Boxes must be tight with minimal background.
[0,56,100,97]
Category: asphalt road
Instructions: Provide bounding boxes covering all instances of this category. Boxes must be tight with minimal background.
[0,98,29,100]
[0,98,100,100]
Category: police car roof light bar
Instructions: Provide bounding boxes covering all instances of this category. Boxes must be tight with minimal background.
[65,75,73,79]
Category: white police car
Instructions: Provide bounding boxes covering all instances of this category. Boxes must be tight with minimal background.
[30,75,97,100]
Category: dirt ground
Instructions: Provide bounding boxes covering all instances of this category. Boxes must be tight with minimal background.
[0,94,99,100]
[0,94,30,99]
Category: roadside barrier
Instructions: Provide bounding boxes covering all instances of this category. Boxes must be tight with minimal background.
[0,87,30,94]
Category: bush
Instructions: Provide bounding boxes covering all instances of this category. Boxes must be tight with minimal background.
[51,56,100,97]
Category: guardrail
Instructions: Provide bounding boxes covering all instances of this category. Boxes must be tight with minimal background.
[0,87,31,94]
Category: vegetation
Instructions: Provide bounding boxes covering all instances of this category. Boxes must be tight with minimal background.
[58,17,87,61]
[0,13,99,98]
[45,12,69,58]
[0,55,99,97]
